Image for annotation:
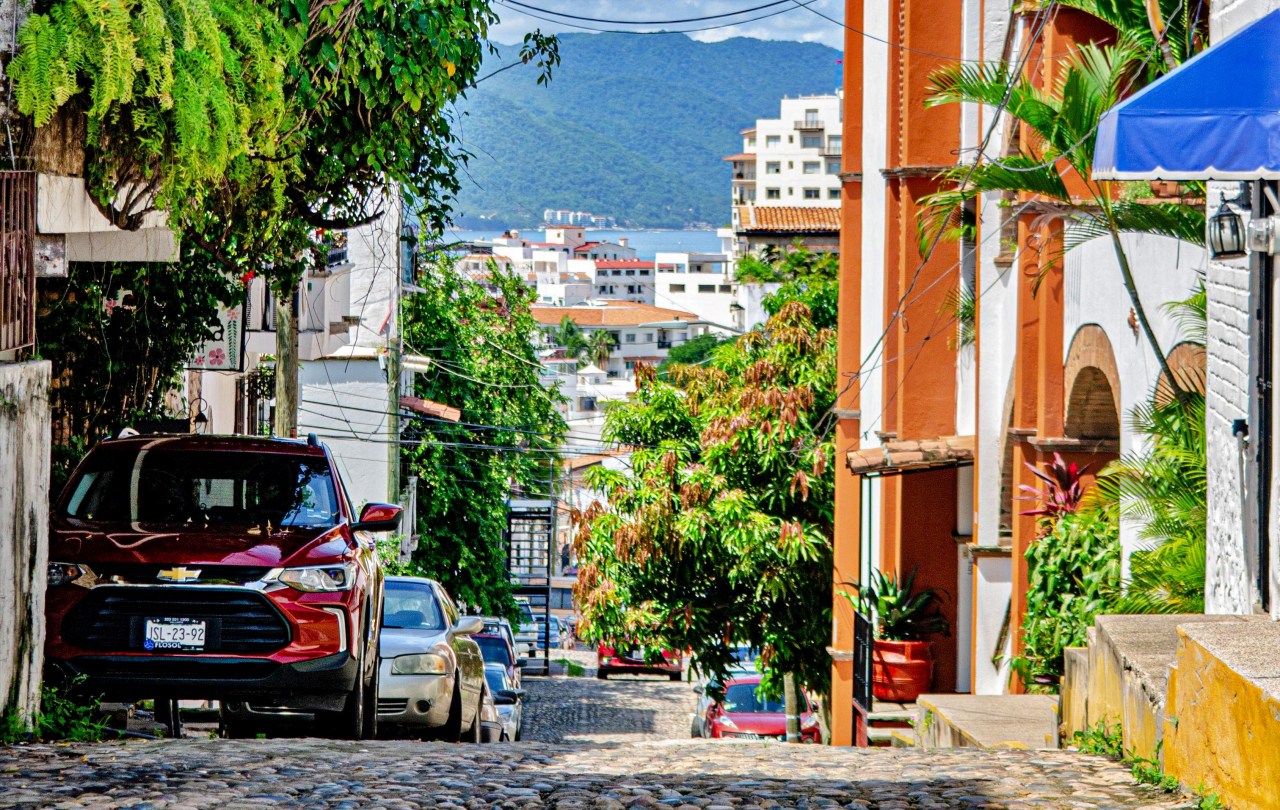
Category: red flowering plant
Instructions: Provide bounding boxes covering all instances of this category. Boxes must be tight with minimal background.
[1018,452,1088,535]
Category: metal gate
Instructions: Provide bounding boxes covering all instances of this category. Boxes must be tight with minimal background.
[0,171,35,353]
[852,609,874,716]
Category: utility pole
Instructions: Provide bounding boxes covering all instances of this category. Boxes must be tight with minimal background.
[274,282,298,438]
[545,453,555,671]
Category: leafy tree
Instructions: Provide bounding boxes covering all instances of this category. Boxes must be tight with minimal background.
[919,41,1205,403]
[398,256,566,618]
[657,333,731,375]
[35,261,238,490]
[574,298,836,702]
[739,244,840,331]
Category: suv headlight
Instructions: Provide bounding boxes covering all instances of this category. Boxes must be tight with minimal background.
[801,714,819,730]
[391,653,449,675]
[48,562,86,588]
[277,563,357,593]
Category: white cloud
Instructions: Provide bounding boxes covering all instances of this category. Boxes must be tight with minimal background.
[489,0,846,50]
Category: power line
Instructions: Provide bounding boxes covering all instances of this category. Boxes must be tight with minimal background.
[495,0,817,35]
[502,0,800,25]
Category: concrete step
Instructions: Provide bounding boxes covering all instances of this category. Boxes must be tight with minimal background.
[915,694,1059,750]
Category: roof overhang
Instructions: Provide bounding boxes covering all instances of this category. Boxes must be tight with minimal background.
[399,396,461,423]
[1093,9,1280,181]
[846,436,975,477]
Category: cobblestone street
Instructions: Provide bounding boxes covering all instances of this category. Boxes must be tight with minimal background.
[0,666,1194,809]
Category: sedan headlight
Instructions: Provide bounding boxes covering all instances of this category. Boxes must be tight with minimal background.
[391,653,449,675]
[716,714,739,731]
[277,563,357,593]
[47,562,86,588]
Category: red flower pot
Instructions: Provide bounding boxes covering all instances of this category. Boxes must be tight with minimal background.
[872,639,934,702]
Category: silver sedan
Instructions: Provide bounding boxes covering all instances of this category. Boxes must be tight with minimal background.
[377,576,488,741]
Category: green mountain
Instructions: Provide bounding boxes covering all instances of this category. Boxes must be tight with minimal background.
[450,33,841,230]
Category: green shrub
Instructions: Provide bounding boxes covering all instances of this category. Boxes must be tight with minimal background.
[1,684,107,743]
[1013,507,1120,688]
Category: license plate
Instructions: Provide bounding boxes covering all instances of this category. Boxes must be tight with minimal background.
[143,618,207,651]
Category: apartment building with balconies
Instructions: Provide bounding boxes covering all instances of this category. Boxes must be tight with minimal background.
[723,91,843,210]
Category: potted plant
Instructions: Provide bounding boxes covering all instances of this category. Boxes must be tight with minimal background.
[844,567,950,702]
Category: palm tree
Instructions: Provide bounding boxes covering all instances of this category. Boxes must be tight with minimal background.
[582,329,614,369]
[553,316,587,358]
[919,42,1204,404]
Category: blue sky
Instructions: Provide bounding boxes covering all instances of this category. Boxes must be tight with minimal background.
[489,0,846,49]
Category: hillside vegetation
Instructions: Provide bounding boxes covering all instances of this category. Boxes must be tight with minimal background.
[452,33,841,230]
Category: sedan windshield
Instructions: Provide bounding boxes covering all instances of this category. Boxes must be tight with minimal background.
[722,683,786,714]
[383,581,447,630]
[475,635,513,667]
[63,448,338,528]
[484,668,507,694]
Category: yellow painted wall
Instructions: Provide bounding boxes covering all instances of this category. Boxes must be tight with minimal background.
[1164,629,1280,810]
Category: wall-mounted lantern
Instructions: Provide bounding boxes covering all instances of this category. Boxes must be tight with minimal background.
[1208,205,1247,259]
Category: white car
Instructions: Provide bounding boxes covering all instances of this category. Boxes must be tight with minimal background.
[377,576,488,741]
[484,662,525,741]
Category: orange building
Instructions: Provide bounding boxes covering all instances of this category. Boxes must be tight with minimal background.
[829,0,1208,746]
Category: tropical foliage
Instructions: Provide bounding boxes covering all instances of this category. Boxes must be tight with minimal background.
[574,298,836,696]
[1015,506,1121,687]
[398,257,566,618]
[1018,452,1089,524]
[738,244,840,331]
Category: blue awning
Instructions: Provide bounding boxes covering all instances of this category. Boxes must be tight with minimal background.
[1094,9,1280,181]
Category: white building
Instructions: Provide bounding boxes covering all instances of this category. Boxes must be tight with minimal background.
[531,300,716,382]
[570,258,656,304]
[653,252,737,330]
[723,92,843,211]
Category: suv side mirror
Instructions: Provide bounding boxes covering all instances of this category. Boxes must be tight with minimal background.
[453,616,484,635]
[516,657,528,668]
[498,688,526,702]
[353,502,403,533]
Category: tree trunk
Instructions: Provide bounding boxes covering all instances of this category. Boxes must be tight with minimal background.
[783,671,801,743]
[1107,225,1190,406]
[274,283,298,438]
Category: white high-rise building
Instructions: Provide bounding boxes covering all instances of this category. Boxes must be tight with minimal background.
[723,91,844,210]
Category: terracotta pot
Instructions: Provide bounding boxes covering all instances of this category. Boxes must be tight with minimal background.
[871,639,934,702]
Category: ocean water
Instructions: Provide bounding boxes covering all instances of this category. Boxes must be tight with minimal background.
[441,228,724,260]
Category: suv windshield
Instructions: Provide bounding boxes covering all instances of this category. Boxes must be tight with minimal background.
[722,683,788,714]
[63,448,338,528]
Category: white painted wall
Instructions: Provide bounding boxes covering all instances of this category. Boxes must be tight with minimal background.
[857,0,890,455]
[1063,234,1205,566]
[749,92,844,206]
[299,358,392,509]
[972,554,1013,694]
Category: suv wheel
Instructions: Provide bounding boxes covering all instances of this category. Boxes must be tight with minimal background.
[219,703,257,739]
[361,659,379,739]
[321,650,367,740]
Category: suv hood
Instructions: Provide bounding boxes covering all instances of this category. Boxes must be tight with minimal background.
[50,519,353,568]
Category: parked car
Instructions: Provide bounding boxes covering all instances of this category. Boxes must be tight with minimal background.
[514,599,537,657]
[374,576,488,741]
[534,615,563,649]
[474,618,525,688]
[689,647,759,738]
[701,674,820,742]
[484,661,525,741]
[44,434,397,740]
[478,687,505,743]
[596,641,683,681]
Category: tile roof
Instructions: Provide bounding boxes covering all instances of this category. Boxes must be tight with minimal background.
[846,435,974,476]
[735,205,841,233]
[573,242,602,253]
[722,152,757,162]
[531,300,703,328]
[593,259,655,270]
[400,396,462,423]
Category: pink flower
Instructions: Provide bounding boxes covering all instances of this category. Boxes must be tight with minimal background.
[208,348,227,367]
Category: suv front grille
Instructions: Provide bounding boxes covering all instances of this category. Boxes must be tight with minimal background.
[65,586,291,654]
[90,564,275,586]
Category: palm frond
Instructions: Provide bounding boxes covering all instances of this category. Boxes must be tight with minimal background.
[1111,201,1206,245]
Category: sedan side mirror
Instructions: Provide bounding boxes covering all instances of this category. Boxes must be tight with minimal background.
[499,688,526,701]
[516,658,528,668]
[352,502,403,533]
[453,615,484,635]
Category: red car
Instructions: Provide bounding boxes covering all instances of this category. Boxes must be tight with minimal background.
[44,434,399,739]
[596,641,683,680]
[703,674,821,742]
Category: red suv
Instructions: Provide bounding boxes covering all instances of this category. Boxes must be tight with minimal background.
[45,434,400,739]
[596,641,683,681]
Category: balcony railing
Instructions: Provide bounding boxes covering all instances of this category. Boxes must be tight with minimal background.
[820,145,843,157]
[794,119,825,131]
[0,171,36,353]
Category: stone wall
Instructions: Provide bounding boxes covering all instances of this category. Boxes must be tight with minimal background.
[0,361,50,721]
[1203,192,1258,614]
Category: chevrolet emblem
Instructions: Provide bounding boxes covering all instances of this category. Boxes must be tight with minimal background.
[157,567,201,583]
